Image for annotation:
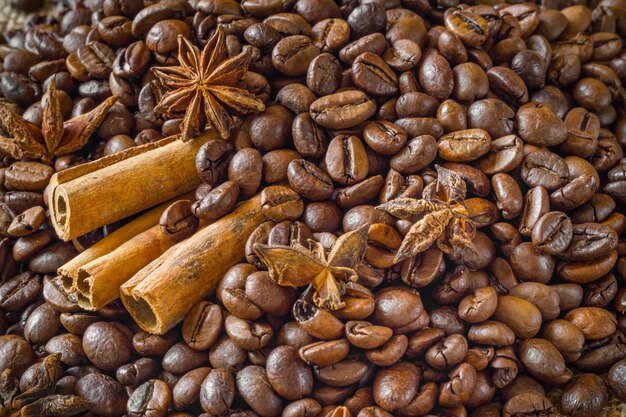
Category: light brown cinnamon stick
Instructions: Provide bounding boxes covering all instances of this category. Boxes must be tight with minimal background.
[57,198,178,292]
[120,194,264,334]
[47,131,217,241]
[74,225,176,311]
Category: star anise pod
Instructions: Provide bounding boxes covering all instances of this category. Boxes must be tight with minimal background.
[0,354,88,417]
[377,165,476,263]
[0,83,118,164]
[253,225,368,310]
[153,26,265,141]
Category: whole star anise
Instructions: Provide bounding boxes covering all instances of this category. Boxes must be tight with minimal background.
[153,26,265,141]
[377,165,476,263]
[0,83,117,164]
[253,225,368,310]
[0,353,89,417]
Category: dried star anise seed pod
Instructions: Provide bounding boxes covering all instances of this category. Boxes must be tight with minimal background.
[154,25,265,141]
[253,225,368,310]
[377,165,476,263]
[0,83,118,164]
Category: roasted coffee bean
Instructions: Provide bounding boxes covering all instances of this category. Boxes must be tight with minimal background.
[335,176,384,209]
[352,52,398,97]
[444,9,490,47]
[439,363,477,408]
[236,365,284,417]
[82,322,132,371]
[390,135,437,174]
[532,212,573,255]
[520,151,569,192]
[510,241,555,284]
[457,287,497,323]
[160,200,199,243]
[299,339,350,366]
[127,379,172,417]
[437,129,491,162]
[564,307,617,340]
[245,271,295,316]
[310,90,377,129]
[503,393,555,417]
[0,73,42,106]
[266,345,313,400]
[198,368,234,414]
[292,113,327,158]
[468,321,515,346]
[272,35,320,77]
[373,361,420,410]
[325,135,369,185]
[560,223,618,261]
[77,41,115,79]
[116,358,160,388]
[76,373,128,417]
[228,148,263,198]
[540,319,585,363]
[288,159,334,201]
[192,181,240,222]
[509,282,560,321]
[608,358,626,400]
[181,301,222,351]
[561,374,609,417]
[261,186,304,222]
[493,295,542,339]
[130,1,186,36]
[195,139,234,186]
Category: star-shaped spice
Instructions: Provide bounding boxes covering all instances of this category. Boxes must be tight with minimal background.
[153,26,265,141]
[0,83,117,164]
[254,225,368,310]
[0,353,89,417]
[377,165,476,263]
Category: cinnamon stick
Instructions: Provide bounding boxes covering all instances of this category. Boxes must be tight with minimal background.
[120,194,264,334]
[57,198,178,292]
[74,225,176,311]
[47,131,217,241]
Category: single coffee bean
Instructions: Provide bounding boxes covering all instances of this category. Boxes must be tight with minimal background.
[196,368,233,414]
[182,301,222,351]
[325,135,369,185]
[160,200,199,243]
[561,374,609,417]
[444,8,490,47]
[352,52,398,97]
[532,212,574,255]
[310,90,376,129]
[438,128,491,162]
[127,379,172,417]
[288,159,334,201]
[192,181,240,222]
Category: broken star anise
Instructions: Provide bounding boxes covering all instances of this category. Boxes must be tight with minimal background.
[0,353,89,417]
[377,165,476,263]
[153,25,265,141]
[253,225,368,311]
[0,83,118,164]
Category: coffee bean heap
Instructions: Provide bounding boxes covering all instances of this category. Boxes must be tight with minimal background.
[1,0,626,416]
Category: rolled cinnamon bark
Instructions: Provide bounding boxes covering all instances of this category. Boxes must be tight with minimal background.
[120,194,264,334]
[57,198,177,292]
[74,225,175,310]
[48,131,216,241]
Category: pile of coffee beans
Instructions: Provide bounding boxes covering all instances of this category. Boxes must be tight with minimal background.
[1,0,626,416]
